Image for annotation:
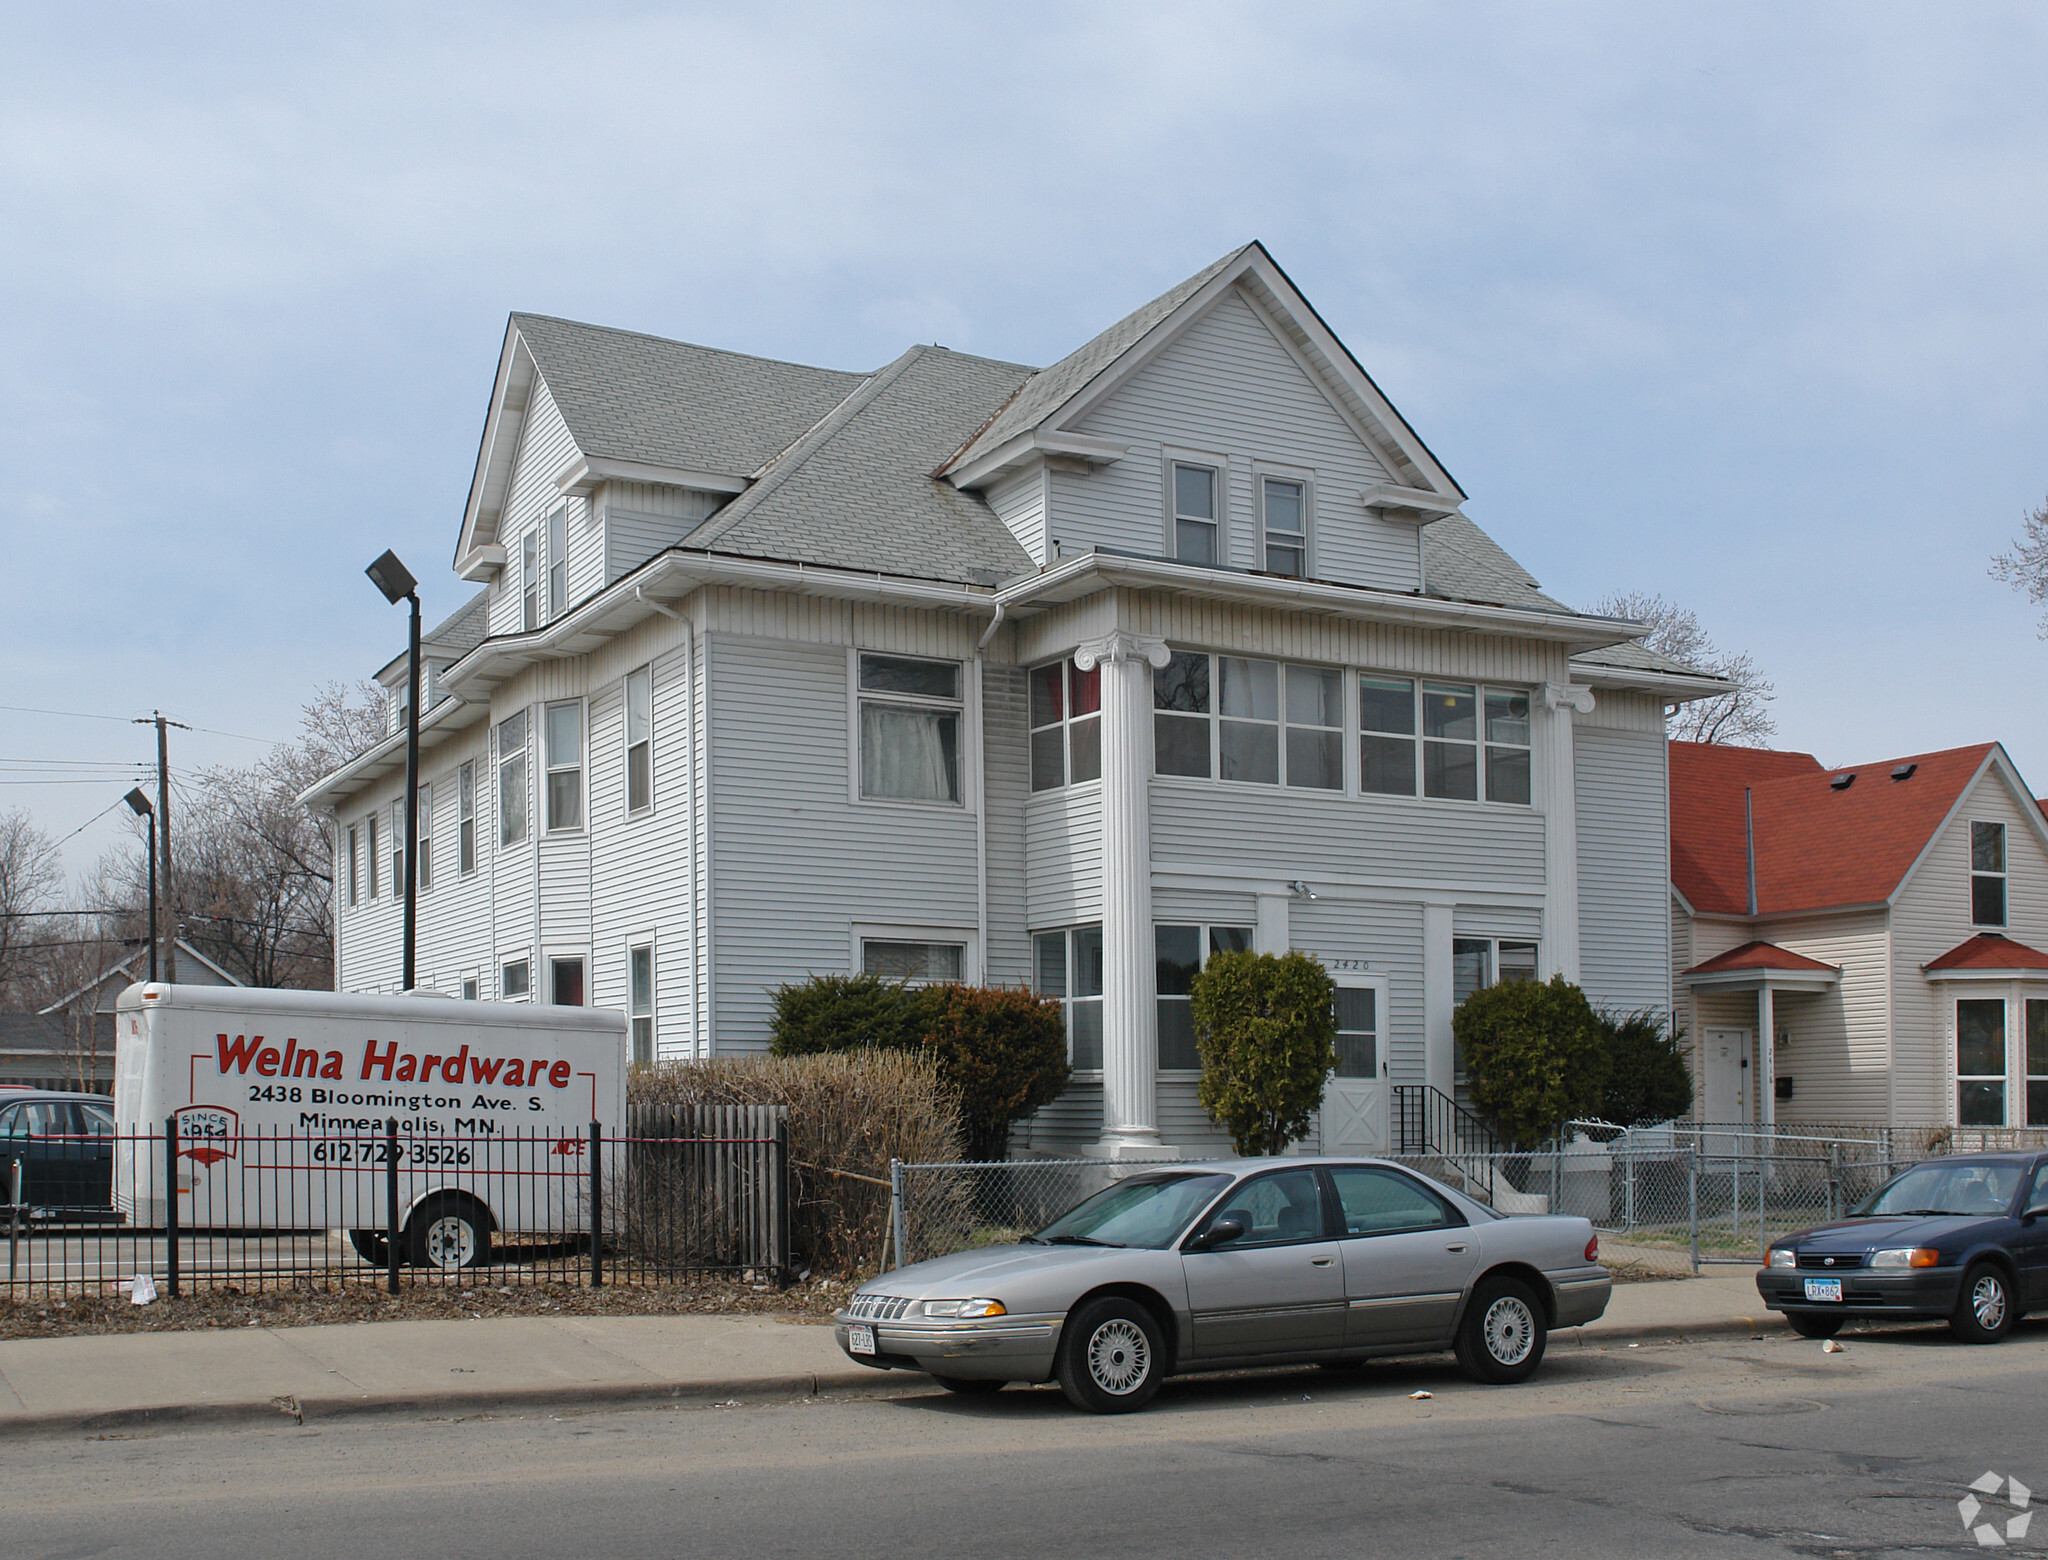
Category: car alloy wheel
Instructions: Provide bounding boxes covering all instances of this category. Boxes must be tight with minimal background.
[1482,1294,1536,1367]
[1087,1318,1152,1395]
[1972,1274,2007,1332]
[1950,1261,2015,1345]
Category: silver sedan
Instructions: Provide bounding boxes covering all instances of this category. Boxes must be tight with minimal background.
[835,1156,1611,1413]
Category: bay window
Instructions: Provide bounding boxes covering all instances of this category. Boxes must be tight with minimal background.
[1958,998,2007,1126]
[417,781,433,892]
[346,824,359,906]
[1034,925,1103,1070]
[858,654,961,804]
[389,800,404,899]
[1029,658,1101,791]
[366,812,380,898]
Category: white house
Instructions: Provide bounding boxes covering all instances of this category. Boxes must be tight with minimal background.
[304,243,1719,1160]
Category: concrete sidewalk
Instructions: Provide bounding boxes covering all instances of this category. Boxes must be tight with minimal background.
[0,1270,1782,1438]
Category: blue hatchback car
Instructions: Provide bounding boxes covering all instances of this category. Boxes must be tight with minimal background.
[1757,1152,2048,1342]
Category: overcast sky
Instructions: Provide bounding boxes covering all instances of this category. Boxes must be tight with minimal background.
[6,1,2047,884]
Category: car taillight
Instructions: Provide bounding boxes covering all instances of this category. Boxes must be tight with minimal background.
[1585,1235,1599,1262]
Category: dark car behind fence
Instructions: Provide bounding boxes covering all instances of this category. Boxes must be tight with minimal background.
[0,1102,789,1299]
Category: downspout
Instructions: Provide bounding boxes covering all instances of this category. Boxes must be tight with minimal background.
[974,598,1006,988]
[1744,788,1757,918]
[637,587,701,1056]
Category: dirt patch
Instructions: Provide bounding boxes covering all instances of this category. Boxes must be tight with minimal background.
[0,1273,860,1340]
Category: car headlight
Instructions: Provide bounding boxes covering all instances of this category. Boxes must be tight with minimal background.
[1869,1247,1941,1269]
[921,1298,1008,1319]
[1766,1247,1797,1268]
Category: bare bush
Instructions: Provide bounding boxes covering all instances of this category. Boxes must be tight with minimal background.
[630,1052,962,1275]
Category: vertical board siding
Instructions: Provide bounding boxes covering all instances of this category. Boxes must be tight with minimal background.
[982,662,1031,987]
[488,377,578,638]
[709,636,980,1049]
[1575,725,1671,1015]
[1062,288,1415,591]
[1026,787,1104,927]
[1891,771,2048,1124]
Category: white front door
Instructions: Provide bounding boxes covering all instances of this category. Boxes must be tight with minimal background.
[1703,1027,1751,1123]
[1322,977,1389,1155]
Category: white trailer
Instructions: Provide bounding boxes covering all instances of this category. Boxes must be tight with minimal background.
[114,984,627,1269]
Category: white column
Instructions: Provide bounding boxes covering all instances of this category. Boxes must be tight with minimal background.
[1075,629,1175,1161]
[1423,899,1455,1099]
[1540,682,1595,985]
[1758,985,1776,1128]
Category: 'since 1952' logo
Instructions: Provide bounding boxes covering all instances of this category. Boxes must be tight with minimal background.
[175,1106,238,1167]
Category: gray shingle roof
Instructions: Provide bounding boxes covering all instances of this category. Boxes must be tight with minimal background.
[945,244,1255,473]
[424,590,489,659]
[688,346,1037,584]
[512,314,868,478]
[1571,638,1722,681]
[1420,513,1573,615]
[0,1014,64,1054]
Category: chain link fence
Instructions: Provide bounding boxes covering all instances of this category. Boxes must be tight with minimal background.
[888,1131,1934,1281]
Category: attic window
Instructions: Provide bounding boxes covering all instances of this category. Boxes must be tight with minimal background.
[1892,764,1917,781]
[1830,773,1855,791]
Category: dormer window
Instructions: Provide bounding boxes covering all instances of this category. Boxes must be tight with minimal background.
[1172,463,1218,565]
[1260,476,1308,578]
[522,530,539,631]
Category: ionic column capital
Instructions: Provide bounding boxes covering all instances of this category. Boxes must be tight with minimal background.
[1073,631,1171,673]
[1541,682,1596,715]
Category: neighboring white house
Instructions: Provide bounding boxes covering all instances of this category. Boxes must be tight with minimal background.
[303,242,1719,1160]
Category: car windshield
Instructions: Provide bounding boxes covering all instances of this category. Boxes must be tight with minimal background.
[1032,1173,1231,1250]
[1853,1161,2022,1218]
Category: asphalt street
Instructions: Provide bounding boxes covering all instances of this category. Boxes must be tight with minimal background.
[8,1319,2046,1560]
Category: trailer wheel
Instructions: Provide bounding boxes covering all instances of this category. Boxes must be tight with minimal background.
[409,1195,492,1271]
[347,1229,390,1265]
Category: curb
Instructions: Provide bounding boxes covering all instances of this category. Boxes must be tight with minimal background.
[1557,1316,1780,1347]
[0,1367,917,1442]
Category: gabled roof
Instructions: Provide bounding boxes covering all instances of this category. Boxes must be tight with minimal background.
[377,589,490,685]
[1924,933,2048,973]
[686,346,1036,583]
[36,939,243,1015]
[512,313,867,479]
[1685,940,1839,976]
[1670,740,2006,917]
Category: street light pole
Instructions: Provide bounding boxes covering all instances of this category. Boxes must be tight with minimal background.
[124,788,156,983]
[366,550,422,992]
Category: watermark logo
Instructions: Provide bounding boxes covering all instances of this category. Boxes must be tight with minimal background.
[1960,1472,2032,1547]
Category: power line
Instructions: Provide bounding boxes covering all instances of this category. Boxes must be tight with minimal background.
[0,703,139,725]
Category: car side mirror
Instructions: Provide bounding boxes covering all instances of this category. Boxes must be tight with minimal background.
[2026,1206,2048,1225]
[1193,1215,1246,1251]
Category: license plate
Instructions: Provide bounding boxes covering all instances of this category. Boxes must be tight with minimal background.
[1803,1278,1844,1303]
[847,1323,877,1355]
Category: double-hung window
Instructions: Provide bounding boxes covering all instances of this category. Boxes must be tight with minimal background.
[625,665,653,815]
[1034,925,1103,1070]
[1029,659,1101,791]
[390,800,405,899]
[497,711,527,847]
[501,958,530,1000]
[545,701,583,832]
[346,825,359,906]
[457,761,476,875]
[2028,1000,2048,1127]
[1453,937,1538,1074]
[522,531,539,632]
[1172,462,1219,565]
[1958,998,2008,1126]
[366,813,380,898]
[547,506,568,621]
[1358,676,1531,803]
[1261,476,1307,577]
[1152,652,1342,789]
[417,782,433,892]
[1973,821,2007,927]
[629,943,655,1065]
[857,654,961,804]
[1156,925,1254,1069]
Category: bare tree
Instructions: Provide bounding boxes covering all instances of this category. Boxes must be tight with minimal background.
[1990,494,2048,635]
[1594,591,1777,747]
[0,809,66,1006]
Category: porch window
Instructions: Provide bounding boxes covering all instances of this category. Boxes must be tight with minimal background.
[1035,926,1103,1070]
[858,654,962,804]
[1029,658,1101,791]
[1359,676,1416,795]
[1156,924,1254,1070]
[1973,821,2007,927]
[1957,998,2007,1126]
[2030,1000,2048,1127]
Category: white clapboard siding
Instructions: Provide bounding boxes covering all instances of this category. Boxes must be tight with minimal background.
[1454,906,1544,942]
[604,484,726,585]
[1292,897,1426,1088]
[1015,1081,1103,1154]
[1890,769,2048,1123]
[984,466,1049,567]
[1153,888,1259,927]
[1063,287,1415,591]
[709,636,980,1049]
[566,496,603,609]
[1157,1080,1235,1156]
[1574,724,1671,1015]
[1766,913,1892,1123]
[1025,787,1103,928]
[1152,783,1547,891]
[488,376,580,638]
[982,663,1032,987]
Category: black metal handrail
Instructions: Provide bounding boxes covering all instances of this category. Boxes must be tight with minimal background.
[1392,1084,1503,1157]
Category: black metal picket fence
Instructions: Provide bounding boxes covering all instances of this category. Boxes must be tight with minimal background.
[0,1103,789,1299]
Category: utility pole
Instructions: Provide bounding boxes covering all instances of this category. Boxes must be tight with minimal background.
[135,713,190,984]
